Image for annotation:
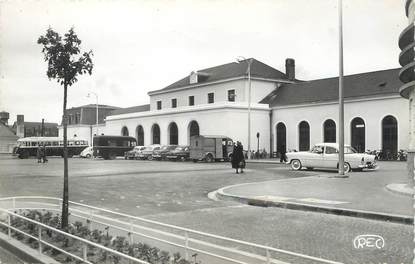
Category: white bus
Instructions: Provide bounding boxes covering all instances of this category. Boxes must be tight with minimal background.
[13,137,88,159]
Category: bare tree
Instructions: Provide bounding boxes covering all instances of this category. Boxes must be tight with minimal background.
[38,27,93,230]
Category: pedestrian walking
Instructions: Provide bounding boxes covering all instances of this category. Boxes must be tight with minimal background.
[231,141,245,174]
[42,144,48,163]
[36,145,42,163]
[280,144,287,163]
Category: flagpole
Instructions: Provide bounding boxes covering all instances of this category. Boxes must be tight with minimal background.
[338,0,345,176]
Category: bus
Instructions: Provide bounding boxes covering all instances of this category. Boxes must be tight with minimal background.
[93,135,137,160]
[13,137,89,159]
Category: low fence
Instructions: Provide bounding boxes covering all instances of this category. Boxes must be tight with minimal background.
[0,196,343,264]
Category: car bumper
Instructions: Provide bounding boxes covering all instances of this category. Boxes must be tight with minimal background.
[358,162,378,169]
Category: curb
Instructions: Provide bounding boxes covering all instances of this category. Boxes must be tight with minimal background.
[245,160,285,165]
[216,188,413,225]
[385,183,414,197]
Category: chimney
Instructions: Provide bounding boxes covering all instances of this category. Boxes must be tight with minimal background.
[189,71,198,84]
[16,115,25,138]
[285,58,295,80]
[0,111,9,126]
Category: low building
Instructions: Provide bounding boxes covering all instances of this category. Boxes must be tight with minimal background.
[11,115,58,138]
[64,58,408,157]
[0,112,19,153]
[264,68,408,155]
[102,58,296,151]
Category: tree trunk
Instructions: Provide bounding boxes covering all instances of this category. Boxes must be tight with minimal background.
[61,83,69,231]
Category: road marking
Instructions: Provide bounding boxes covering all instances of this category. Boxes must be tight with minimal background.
[297,198,349,205]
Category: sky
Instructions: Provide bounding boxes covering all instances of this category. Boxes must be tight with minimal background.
[0,0,407,124]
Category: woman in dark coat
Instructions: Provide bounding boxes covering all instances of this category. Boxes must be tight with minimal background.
[231,141,245,174]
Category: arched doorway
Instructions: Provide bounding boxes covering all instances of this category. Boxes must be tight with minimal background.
[136,125,144,146]
[168,122,178,145]
[188,121,200,142]
[323,119,336,143]
[121,126,129,136]
[382,115,398,158]
[298,121,310,151]
[351,117,365,153]
[151,124,160,144]
[276,122,286,154]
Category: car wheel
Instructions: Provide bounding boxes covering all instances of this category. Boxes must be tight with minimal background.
[148,155,153,161]
[205,154,214,163]
[192,159,198,163]
[344,162,351,173]
[291,159,302,170]
[86,154,91,158]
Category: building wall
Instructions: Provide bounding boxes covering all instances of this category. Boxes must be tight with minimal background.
[104,104,271,151]
[58,124,105,145]
[271,96,409,151]
[149,79,276,111]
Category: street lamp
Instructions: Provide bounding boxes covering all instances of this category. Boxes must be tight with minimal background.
[87,92,98,157]
[236,56,253,159]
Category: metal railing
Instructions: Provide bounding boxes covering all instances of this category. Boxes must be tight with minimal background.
[0,208,149,264]
[0,196,343,264]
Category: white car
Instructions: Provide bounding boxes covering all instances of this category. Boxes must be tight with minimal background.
[286,143,377,173]
[79,146,93,158]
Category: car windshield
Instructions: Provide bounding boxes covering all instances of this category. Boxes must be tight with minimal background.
[344,146,357,154]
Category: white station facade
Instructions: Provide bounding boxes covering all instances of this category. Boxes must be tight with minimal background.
[60,58,409,155]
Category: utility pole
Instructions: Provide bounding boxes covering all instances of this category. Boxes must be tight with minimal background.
[41,118,44,137]
[338,0,346,177]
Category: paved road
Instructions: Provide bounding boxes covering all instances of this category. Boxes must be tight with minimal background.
[0,155,412,263]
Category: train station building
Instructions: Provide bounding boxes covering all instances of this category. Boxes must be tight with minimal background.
[61,58,409,155]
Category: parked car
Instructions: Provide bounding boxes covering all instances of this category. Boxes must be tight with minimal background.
[166,146,190,161]
[79,146,93,158]
[286,143,377,173]
[124,146,145,160]
[152,145,177,160]
[136,145,161,160]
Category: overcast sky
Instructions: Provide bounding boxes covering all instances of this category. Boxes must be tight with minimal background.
[0,0,407,124]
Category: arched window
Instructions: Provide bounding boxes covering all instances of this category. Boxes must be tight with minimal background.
[168,122,178,145]
[323,119,336,143]
[351,117,365,153]
[151,124,160,144]
[276,122,286,153]
[298,121,310,151]
[382,115,398,157]
[188,121,200,143]
[136,125,144,146]
[121,126,129,136]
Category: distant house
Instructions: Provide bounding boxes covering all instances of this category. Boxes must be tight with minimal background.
[0,111,18,153]
[11,115,58,138]
[58,104,120,145]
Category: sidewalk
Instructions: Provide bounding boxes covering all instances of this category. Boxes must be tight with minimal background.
[215,162,413,224]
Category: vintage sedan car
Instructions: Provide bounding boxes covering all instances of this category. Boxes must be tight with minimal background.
[136,145,161,160]
[152,145,177,160]
[124,146,145,160]
[166,146,190,161]
[79,146,93,158]
[286,143,377,173]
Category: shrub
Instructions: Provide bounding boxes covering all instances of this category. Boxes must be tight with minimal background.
[7,210,198,264]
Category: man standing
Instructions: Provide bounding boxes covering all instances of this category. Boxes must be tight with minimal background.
[280,144,287,163]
